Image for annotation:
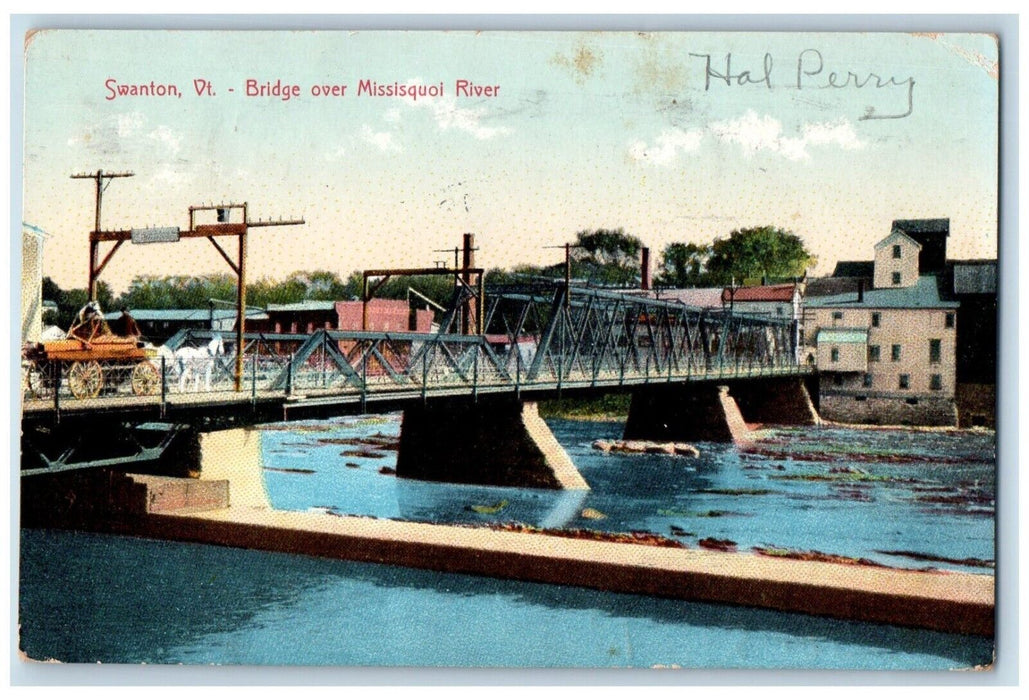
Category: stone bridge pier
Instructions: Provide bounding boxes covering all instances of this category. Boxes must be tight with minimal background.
[624,378,820,446]
[396,399,589,491]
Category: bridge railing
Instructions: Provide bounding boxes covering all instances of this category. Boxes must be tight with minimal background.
[22,292,808,409]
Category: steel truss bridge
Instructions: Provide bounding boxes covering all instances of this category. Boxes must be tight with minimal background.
[23,283,809,422]
[21,283,811,476]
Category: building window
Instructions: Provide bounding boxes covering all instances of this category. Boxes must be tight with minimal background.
[906,398,919,405]
[899,374,910,389]
[891,344,901,361]
[945,312,955,328]
[871,312,880,327]
[892,272,902,285]
[833,375,843,386]
[929,339,941,364]
[831,347,840,363]
[832,311,843,322]
[930,374,942,391]
[893,244,902,259]
[868,345,881,362]
[862,373,873,388]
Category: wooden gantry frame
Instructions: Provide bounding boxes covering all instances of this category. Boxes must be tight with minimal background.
[74,170,304,390]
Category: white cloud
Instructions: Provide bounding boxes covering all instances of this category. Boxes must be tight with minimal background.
[147,125,181,154]
[628,128,704,166]
[709,110,865,161]
[801,120,864,151]
[117,112,146,137]
[392,79,510,140]
[67,111,147,150]
[361,125,402,153]
[421,96,512,140]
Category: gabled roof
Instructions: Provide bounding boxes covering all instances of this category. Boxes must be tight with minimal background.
[22,222,48,239]
[805,275,958,310]
[874,229,922,250]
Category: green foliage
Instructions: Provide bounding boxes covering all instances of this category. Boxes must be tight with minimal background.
[656,242,711,287]
[571,228,643,286]
[41,277,114,329]
[538,393,632,420]
[705,226,814,284]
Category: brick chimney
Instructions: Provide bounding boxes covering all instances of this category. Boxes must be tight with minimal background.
[641,247,651,291]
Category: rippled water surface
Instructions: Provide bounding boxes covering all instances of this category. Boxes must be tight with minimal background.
[19,415,995,667]
[261,415,995,574]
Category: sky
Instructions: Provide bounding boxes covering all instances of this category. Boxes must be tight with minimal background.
[21,30,999,293]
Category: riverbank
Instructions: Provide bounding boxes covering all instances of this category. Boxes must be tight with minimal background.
[537,395,630,422]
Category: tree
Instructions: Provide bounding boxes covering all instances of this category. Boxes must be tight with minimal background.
[656,242,711,287]
[571,228,643,286]
[705,226,814,285]
[42,277,114,329]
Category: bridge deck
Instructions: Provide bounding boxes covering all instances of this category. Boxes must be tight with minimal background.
[22,364,812,423]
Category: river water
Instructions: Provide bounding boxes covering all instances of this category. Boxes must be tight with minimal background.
[19,414,995,669]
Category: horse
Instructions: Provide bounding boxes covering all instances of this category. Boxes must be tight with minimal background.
[157,335,226,392]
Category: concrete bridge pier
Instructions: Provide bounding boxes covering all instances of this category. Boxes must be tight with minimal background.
[728,377,821,428]
[623,383,751,444]
[396,399,589,490]
[623,378,820,445]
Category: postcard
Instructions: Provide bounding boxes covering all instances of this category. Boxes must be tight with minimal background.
[17,27,1000,672]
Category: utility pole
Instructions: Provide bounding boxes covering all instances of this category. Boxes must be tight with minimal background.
[71,169,134,300]
[543,242,583,310]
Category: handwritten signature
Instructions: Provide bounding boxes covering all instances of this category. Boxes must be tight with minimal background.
[689,49,915,120]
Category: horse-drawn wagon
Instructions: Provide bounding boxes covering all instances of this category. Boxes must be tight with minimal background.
[22,304,160,400]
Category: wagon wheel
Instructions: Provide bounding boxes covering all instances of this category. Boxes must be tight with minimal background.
[25,360,55,399]
[68,360,103,399]
[131,360,160,396]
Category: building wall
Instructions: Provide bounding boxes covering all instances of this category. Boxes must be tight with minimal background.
[819,393,957,426]
[816,336,867,372]
[21,226,45,343]
[873,233,920,290]
[812,305,958,426]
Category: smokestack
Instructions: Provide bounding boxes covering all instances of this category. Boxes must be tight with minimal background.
[641,246,651,291]
[858,279,865,303]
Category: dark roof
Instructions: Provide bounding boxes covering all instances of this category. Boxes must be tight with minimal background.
[806,276,958,310]
[723,284,796,303]
[952,261,997,295]
[831,261,874,278]
[892,218,950,236]
[805,276,871,298]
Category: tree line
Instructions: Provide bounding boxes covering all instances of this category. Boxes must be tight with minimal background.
[41,226,814,329]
